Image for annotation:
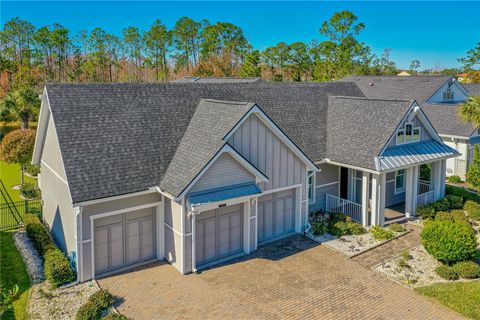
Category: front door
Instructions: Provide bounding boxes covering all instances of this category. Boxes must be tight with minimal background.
[340,167,349,199]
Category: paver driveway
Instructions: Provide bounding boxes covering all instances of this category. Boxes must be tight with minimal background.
[98,235,463,320]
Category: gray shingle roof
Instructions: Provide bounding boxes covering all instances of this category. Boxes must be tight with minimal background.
[172,76,262,83]
[464,83,480,96]
[339,76,451,104]
[45,82,364,203]
[326,96,414,170]
[160,99,255,196]
[421,104,476,138]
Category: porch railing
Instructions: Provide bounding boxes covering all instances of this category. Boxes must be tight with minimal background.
[417,190,435,206]
[419,180,431,195]
[326,194,362,223]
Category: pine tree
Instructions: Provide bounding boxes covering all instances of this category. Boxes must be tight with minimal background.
[239,50,261,77]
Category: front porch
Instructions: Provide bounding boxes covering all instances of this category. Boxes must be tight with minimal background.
[326,160,446,227]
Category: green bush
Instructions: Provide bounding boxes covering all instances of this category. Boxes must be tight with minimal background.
[447,175,462,183]
[417,205,436,220]
[464,200,480,221]
[435,265,459,280]
[446,185,480,203]
[76,289,115,320]
[432,198,451,212]
[446,195,464,209]
[369,225,395,241]
[24,214,56,256]
[330,221,350,237]
[44,249,75,288]
[312,220,328,236]
[20,182,40,199]
[421,220,478,265]
[466,155,480,188]
[388,223,406,233]
[347,221,366,235]
[435,211,468,223]
[452,261,480,279]
[25,163,40,176]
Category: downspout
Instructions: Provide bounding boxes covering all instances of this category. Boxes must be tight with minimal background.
[189,207,198,274]
[62,206,82,288]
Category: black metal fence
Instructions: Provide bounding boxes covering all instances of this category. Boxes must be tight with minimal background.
[0,199,42,231]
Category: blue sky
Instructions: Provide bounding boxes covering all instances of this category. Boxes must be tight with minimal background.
[1,1,479,69]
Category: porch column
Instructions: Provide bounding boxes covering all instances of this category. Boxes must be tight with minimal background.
[405,166,418,218]
[440,160,447,198]
[432,161,442,201]
[361,172,369,227]
[371,173,386,226]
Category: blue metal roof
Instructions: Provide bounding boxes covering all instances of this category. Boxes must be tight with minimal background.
[378,140,459,171]
[469,136,480,144]
[188,183,261,207]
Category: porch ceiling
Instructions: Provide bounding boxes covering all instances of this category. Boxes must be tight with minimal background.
[377,140,459,171]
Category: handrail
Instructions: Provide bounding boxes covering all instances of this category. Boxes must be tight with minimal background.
[326,194,362,223]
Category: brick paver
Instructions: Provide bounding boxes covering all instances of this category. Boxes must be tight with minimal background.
[352,224,421,268]
[98,234,463,320]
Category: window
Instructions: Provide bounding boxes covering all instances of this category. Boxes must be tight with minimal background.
[308,171,315,203]
[395,170,405,194]
[443,89,454,101]
[396,122,421,145]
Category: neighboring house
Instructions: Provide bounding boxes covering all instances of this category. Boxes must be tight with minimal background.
[341,75,478,180]
[32,82,458,282]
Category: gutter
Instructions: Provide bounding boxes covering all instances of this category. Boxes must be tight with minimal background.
[62,206,83,288]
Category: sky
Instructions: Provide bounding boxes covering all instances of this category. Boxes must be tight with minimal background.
[1,1,479,70]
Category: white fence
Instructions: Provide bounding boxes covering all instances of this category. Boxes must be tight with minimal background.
[417,190,435,206]
[419,180,431,194]
[325,194,362,222]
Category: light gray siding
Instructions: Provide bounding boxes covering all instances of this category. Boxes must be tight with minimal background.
[389,113,432,147]
[189,153,256,193]
[310,183,338,212]
[228,113,306,192]
[40,115,75,254]
[163,197,184,273]
[427,81,468,104]
[315,164,339,186]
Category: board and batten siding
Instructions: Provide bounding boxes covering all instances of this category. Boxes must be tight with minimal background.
[40,115,76,255]
[227,113,307,193]
[388,113,432,148]
[426,81,468,104]
[189,153,255,193]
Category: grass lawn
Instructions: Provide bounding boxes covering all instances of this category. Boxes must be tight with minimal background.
[0,162,36,204]
[0,231,31,320]
[416,281,480,319]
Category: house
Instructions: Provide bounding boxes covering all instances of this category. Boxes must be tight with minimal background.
[397,71,411,76]
[32,82,458,282]
[340,76,479,180]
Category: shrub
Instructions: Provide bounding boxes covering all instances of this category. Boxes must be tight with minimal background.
[447,184,480,203]
[464,200,480,221]
[466,152,480,188]
[24,214,56,256]
[446,195,463,209]
[447,175,462,183]
[25,163,40,176]
[452,261,480,279]
[369,225,395,241]
[432,198,451,212]
[397,258,410,269]
[388,223,406,233]
[76,289,115,320]
[435,211,468,223]
[417,205,436,220]
[401,249,412,260]
[435,265,459,280]
[44,249,75,288]
[347,221,366,235]
[421,220,478,265]
[330,221,350,237]
[312,220,328,236]
[20,182,40,199]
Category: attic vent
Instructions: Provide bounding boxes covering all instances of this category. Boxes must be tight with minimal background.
[369,82,374,86]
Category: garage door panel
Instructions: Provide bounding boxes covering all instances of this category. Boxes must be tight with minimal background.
[141,219,155,259]
[110,224,125,269]
[258,189,296,243]
[95,228,109,273]
[203,219,217,262]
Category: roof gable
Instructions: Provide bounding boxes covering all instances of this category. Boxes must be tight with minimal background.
[425,77,469,104]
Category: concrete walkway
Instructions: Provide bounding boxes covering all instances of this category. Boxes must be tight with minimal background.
[98,234,463,319]
[352,224,422,268]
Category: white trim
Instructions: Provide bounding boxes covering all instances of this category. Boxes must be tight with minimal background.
[191,209,197,272]
[223,105,318,171]
[439,133,470,141]
[177,144,268,200]
[180,197,186,274]
[82,239,92,244]
[164,223,182,237]
[320,159,380,174]
[75,187,159,206]
[260,184,302,196]
[32,88,50,165]
[243,201,250,254]
[40,160,68,185]
[88,202,162,221]
[191,193,258,212]
[74,207,81,282]
[315,181,339,189]
[307,171,315,204]
[156,200,165,260]
[394,169,406,195]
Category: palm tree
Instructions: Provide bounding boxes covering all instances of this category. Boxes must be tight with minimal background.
[459,96,480,127]
[0,85,40,129]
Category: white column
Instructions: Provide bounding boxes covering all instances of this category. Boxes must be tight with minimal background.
[361,172,369,227]
[411,166,419,217]
[156,200,165,260]
[243,200,251,254]
[405,167,414,218]
[433,161,442,201]
[191,212,196,272]
[440,160,447,197]
[371,173,386,226]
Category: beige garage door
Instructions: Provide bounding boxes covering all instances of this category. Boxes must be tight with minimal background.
[196,204,243,266]
[258,189,295,243]
[95,207,156,276]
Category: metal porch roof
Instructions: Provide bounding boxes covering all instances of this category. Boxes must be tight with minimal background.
[378,140,459,171]
[188,183,261,207]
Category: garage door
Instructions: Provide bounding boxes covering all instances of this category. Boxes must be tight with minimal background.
[94,208,156,275]
[195,204,243,266]
[258,189,295,243]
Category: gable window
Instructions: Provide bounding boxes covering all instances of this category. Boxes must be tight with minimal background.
[395,169,406,194]
[396,122,421,145]
[308,171,315,203]
[443,89,454,101]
